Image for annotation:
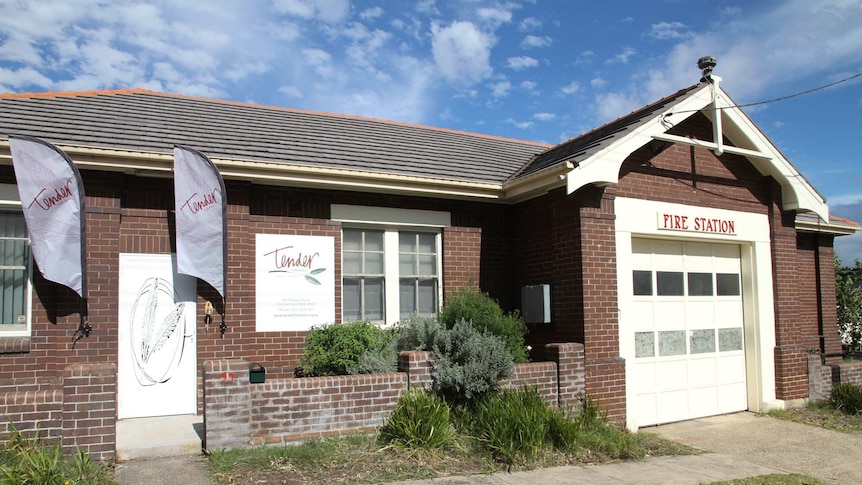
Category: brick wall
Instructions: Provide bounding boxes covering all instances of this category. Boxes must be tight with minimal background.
[61,363,117,462]
[203,343,585,449]
[0,363,116,462]
[808,355,862,402]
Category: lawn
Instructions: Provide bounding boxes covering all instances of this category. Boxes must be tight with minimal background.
[207,429,698,485]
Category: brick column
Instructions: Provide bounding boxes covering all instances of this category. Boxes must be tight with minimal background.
[203,359,251,450]
[545,343,585,408]
[62,363,116,462]
[578,188,627,422]
[398,351,432,391]
[442,226,482,295]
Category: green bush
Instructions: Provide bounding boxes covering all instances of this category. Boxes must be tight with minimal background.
[396,315,444,352]
[298,321,395,377]
[430,319,514,404]
[380,390,454,449]
[440,287,528,363]
[464,387,553,464]
[828,382,862,415]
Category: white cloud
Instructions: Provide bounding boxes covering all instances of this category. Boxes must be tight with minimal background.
[271,0,350,24]
[431,21,495,84]
[533,112,555,121]
[590,77,606,88]
[519,17,542,31]
[575,50,594,65]
[477,7,512,27]
[648,21,693,40]
[521,80,537,91]
[279,85,303,98]
[642,0,862,105]
[0,66,53,91]
[415,0,440,16]
[593,91,641,122]
[303,48,335,77]
[559,81,580,95]
[490,80,511,98]
[506,118,534,129]
[360,6,384,21]
[506,56,538,70]
[521,35,551,49]
[605,47,636,64]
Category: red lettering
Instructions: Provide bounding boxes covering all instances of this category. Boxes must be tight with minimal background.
[28,179,74,211]
[180,188,220,214]
[263,246,319,270]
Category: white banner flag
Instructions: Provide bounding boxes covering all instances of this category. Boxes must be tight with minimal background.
[173,145,227,299]
[9,135,86,297]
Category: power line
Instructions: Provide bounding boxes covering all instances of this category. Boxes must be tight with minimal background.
[665,71,862,117]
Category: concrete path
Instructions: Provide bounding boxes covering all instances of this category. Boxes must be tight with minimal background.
[651,412,862,485]
[114,455,216,485]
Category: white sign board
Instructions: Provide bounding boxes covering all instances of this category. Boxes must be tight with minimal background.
[255,234,335,331]
[118,253,197,419]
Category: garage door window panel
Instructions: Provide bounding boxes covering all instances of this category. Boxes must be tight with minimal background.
[657,272,684,296]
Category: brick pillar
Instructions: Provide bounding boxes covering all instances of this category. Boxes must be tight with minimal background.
[442,226,482,296]
[62,363,116,462]
[817,236,843,361]
[578,188,627,422]
[203,359,251,450]
[398,351,432,391]
[545,343,585,409]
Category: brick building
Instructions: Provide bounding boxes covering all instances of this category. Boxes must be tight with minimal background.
[0,76,857,459]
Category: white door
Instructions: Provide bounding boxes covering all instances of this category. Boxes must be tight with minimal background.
[118,253,197,419]
[628,239,746,426]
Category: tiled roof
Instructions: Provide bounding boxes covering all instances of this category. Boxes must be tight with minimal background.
[510,85,700,180]
[0,89,550,185]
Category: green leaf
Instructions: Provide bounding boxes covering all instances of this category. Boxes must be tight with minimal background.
[310,268,326,275]
[305,275,321,285]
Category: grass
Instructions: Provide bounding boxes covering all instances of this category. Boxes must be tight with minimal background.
[207,389,701,485]
[768,400,862,432]
[0,427,116,485]
[705,473,825,484]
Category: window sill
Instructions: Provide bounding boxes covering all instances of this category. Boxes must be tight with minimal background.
[0,336,30,354]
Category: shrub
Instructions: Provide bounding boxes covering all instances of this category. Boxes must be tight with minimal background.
[396,315,444,352]
[430,319,514,404]
[298,321,394,377]
[440,287,528,363]
[828,382,862,415]
[464,387,553,464]
[380,390,454,449]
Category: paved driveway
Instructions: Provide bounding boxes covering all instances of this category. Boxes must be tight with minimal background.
[651,412,862,484]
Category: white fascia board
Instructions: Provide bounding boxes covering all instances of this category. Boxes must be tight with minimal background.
[566,86,714,195]
[705,88,828,221]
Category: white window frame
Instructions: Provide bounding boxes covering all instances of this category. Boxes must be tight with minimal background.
[0,183,32,337]
[333,205,450,326]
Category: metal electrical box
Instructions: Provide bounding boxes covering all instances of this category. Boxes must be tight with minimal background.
[521,284,551,324]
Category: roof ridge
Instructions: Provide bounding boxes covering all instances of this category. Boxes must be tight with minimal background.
[830,215,861,227]
[10,88,548,148]
[0,88,151,100]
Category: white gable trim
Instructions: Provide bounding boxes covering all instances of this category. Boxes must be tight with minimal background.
[565,84,828,220]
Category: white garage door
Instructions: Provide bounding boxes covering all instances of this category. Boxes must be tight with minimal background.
[629,238,747,426]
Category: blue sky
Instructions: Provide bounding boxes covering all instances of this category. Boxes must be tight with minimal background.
[1,0,861,261]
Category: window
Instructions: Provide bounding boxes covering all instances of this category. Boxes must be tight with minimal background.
[0,210,31,336]
[342,229,385,322]
[341,227,442,325]
[333,205,448,326]
[399,232,438,319]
